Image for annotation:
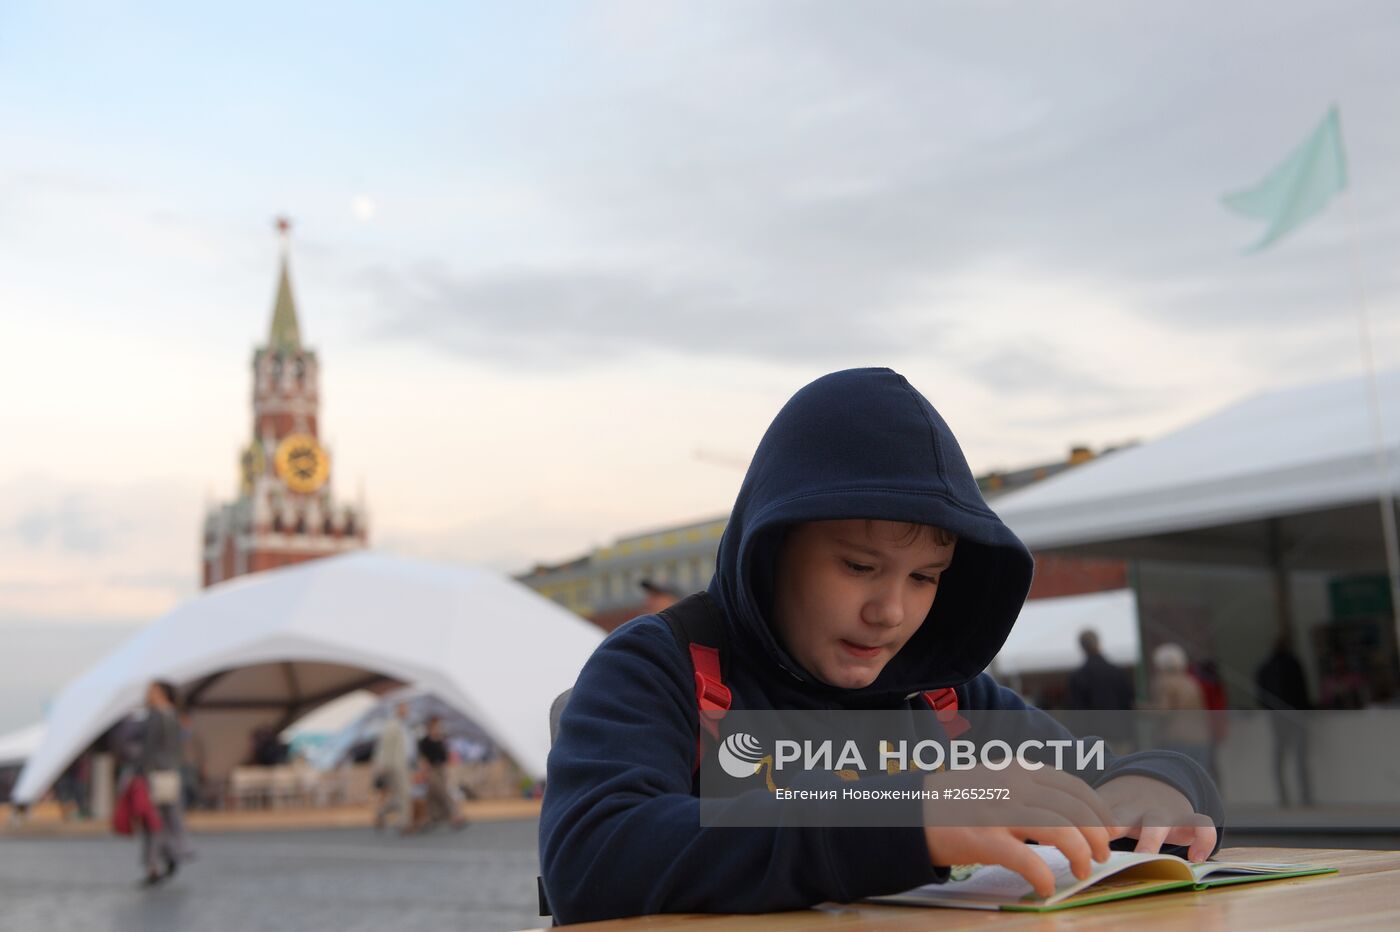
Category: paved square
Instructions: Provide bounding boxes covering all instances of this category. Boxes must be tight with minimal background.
[0,820,544,932]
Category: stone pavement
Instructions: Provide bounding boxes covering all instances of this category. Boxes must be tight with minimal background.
[0,820,545,932]
[0,798,544,836]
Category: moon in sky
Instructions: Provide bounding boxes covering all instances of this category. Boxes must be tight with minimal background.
[351,195,377,221]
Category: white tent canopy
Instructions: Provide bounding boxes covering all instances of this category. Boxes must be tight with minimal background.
[994,370,1400,568]
[0,723,45,769]
[992,590,1139,675]
[13,552,605,804]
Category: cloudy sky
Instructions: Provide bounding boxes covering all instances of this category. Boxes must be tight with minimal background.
[3,0,1400,683]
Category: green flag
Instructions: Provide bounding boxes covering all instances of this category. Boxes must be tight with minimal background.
[1222,105,1348,252]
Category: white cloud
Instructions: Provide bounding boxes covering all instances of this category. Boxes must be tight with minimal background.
[0,477,200,623]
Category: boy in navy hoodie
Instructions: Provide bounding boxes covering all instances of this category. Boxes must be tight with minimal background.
[541,368,1222,923]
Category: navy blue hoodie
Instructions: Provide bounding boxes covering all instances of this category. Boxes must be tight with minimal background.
[541,368,1222,923]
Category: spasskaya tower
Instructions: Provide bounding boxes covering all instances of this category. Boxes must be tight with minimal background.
[201,218,368,586]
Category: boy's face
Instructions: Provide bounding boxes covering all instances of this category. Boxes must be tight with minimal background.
[771,519,955,690]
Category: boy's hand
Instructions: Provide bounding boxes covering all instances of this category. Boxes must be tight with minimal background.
[1095,774,1217,862]
[921,766,1114,898]
[921,824,1105,899]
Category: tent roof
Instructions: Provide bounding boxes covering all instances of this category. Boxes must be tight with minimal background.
[14,551,604,803]
[0,722,45,769]
[992,590,1139,675]
[994,370,1400,555]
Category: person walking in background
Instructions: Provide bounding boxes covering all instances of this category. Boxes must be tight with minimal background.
[1068,628,1136,753]
[1255,636,1315,807]
[1319,653,1368,710]
[1191,659,1229,785]
[139,680,188,887]
[250,726,287,766]
[372,702,413,832]
[1148,643,1212,775]
[415,715,466,832]
[54,755,86,821]
[1069,629,1135,710]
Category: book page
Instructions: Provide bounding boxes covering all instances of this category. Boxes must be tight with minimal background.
[1191,860,1338,886]
[1193,860,1315,878]
[878,845,1190,908]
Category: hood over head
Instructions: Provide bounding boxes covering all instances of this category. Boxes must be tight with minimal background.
[708,368,1033,698]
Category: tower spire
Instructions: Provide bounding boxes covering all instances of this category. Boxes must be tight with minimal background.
[268,216,302,353]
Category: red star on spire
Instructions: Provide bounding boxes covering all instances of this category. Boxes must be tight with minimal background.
[275,215,292,236]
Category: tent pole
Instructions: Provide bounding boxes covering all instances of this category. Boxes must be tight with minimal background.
[1340,189,1400,652]
[1267,519,1295,642]
[1127,559,1147,705]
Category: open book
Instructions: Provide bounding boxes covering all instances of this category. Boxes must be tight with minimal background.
[870,845,1336,912]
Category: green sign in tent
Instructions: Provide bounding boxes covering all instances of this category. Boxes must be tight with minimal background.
[1329,575,1393,619]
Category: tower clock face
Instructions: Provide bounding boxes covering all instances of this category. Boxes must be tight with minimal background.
[273,434,330,494]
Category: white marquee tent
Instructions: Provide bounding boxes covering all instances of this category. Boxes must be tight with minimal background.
[0,723,45,770]
[993,369,1400,571]
[993,589,1140,675]
[13,552,604,805]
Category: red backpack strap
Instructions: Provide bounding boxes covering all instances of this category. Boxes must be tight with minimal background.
[921,687,970,737]
[661,592,731,773]
[690,643,731,742]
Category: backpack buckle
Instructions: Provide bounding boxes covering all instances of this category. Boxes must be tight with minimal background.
[926,689,957,718]
[695,672,732,719]
[923,688,971,737]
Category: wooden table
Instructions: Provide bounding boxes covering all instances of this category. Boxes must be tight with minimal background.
[527,848,1399,930]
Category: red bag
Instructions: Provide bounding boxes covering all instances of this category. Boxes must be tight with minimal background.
[112,775,162,836]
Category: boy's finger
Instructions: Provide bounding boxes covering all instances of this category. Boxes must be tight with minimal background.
[1033,790,1113,861]
[1191,824,1217,862]
[1180,815,1217,862]
[1080,822,1112,863]
[999,834,1060,898]
[1021,818,1093,881]
[1157,812,1215,854]
[1133,811,1171,854]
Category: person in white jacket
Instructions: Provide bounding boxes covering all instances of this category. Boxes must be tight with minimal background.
[372,703,414,832]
